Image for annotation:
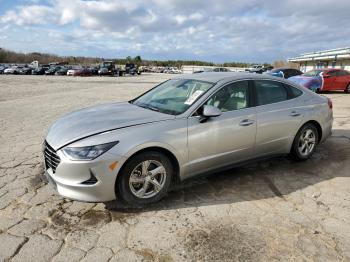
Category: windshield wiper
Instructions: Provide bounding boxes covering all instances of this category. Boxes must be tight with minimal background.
[136,103,159,112]
[145,105,160,112]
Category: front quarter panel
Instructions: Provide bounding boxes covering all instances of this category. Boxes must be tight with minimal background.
[67,119,189,178]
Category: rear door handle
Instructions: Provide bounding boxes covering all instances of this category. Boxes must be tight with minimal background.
[289,111,301,117]
[239,119,254,126]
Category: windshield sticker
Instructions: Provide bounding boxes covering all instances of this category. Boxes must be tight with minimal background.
[185,90,204,105]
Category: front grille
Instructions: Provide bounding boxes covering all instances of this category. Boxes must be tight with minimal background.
[44,141,61,173]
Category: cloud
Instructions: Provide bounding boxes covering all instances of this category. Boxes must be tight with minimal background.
[1,5,56,25]
[0,0,350,62]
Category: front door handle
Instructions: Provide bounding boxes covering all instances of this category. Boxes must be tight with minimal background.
[239,119,254,126]
[289,111,301,117]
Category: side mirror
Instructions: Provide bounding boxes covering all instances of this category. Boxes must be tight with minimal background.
[200,105,222,123]
[323,74,331,78]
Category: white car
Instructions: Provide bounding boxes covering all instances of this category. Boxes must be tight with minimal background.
[4,66,19,74]
[67,69,76,76]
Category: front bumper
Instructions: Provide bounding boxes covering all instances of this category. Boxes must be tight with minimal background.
[45,150,126,202]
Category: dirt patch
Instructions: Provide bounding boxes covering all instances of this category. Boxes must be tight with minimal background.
[79,210,111,227]
[29,172,46,190]
[185,224,267,261]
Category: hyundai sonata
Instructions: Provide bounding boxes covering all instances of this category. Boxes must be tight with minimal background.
[44,73,333,205]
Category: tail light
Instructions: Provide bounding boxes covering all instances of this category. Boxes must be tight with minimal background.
[327,98,333,110]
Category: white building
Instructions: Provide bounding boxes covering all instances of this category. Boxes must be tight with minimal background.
[288,47,350,72]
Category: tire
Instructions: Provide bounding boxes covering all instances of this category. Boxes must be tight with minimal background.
[291,123,319,161]
[116,151,173,206]
[345,83,350,93]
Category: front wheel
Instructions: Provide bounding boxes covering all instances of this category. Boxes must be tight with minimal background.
[291,123,319,161]
[345,83,350,93]
[116,151,173,206]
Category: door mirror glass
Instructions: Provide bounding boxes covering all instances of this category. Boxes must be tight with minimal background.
[202,105,222,117]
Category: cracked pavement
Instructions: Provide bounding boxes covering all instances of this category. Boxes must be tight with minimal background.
[0,74,350,261]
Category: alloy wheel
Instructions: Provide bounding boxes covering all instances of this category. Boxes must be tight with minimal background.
[298,129,316,157]
[129,160,166,199]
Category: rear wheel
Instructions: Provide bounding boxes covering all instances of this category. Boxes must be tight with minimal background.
[291,123,319,161]
[117,151,173,206]
[345,83,350,93]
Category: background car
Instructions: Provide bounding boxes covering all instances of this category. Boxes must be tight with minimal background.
[4,66,20,74]
[246,65,273,74]
[0,65,8,74]
[73,67,92,76]
[55,67,69,75]
[19,66,32,75]
[265,68,303,79]
[89,66,99,75]
[32,66,49,75]
[67,66,82,76]
[98,67,111,76]
[245,65,264,73]
[289,69,350,93]
[45,66,62,75]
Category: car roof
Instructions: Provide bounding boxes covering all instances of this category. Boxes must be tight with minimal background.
[173,72,283,84]
[323,68,347,72]
[274,67,299,71]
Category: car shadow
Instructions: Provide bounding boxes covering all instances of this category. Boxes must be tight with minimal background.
[104,129,350,213]
[318,90,347,94]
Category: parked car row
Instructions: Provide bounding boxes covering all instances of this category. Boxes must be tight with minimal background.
[193,67,231,73]
[142,66,182,74]
[0,62,142,77]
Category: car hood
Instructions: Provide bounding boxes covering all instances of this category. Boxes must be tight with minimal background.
[46,102,174,150]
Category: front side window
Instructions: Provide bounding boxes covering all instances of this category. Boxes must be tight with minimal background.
[132,79,214,115]
[255,80,288,106]
[204,81,249,112]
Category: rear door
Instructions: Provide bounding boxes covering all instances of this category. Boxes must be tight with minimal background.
[254,80,304,156]
[187,80,257,177]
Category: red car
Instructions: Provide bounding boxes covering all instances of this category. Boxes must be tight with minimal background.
[73,68,92,77]
[289,68,350,93]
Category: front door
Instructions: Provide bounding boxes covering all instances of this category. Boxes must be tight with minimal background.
[323,70,337,90]
[186,80,257,178]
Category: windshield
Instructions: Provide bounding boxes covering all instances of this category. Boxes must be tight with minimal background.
[270,69,282,73]
[303,70,322,77]
[132,79,214,115]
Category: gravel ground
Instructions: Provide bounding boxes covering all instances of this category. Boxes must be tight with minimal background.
[0,74,349,262]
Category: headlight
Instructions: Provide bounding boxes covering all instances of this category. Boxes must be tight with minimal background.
[62,141,119,161]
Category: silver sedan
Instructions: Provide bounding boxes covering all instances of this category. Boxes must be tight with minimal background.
[43,72,333,205]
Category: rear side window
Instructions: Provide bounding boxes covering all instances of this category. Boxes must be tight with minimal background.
[336,70,350,76]
[255,80,288,106]
[285,84,303,98]
[327,71,337,77]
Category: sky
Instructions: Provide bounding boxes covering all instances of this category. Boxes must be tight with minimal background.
[0,0,349,63]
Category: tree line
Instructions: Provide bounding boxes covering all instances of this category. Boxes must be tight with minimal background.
[0,47,272,68]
